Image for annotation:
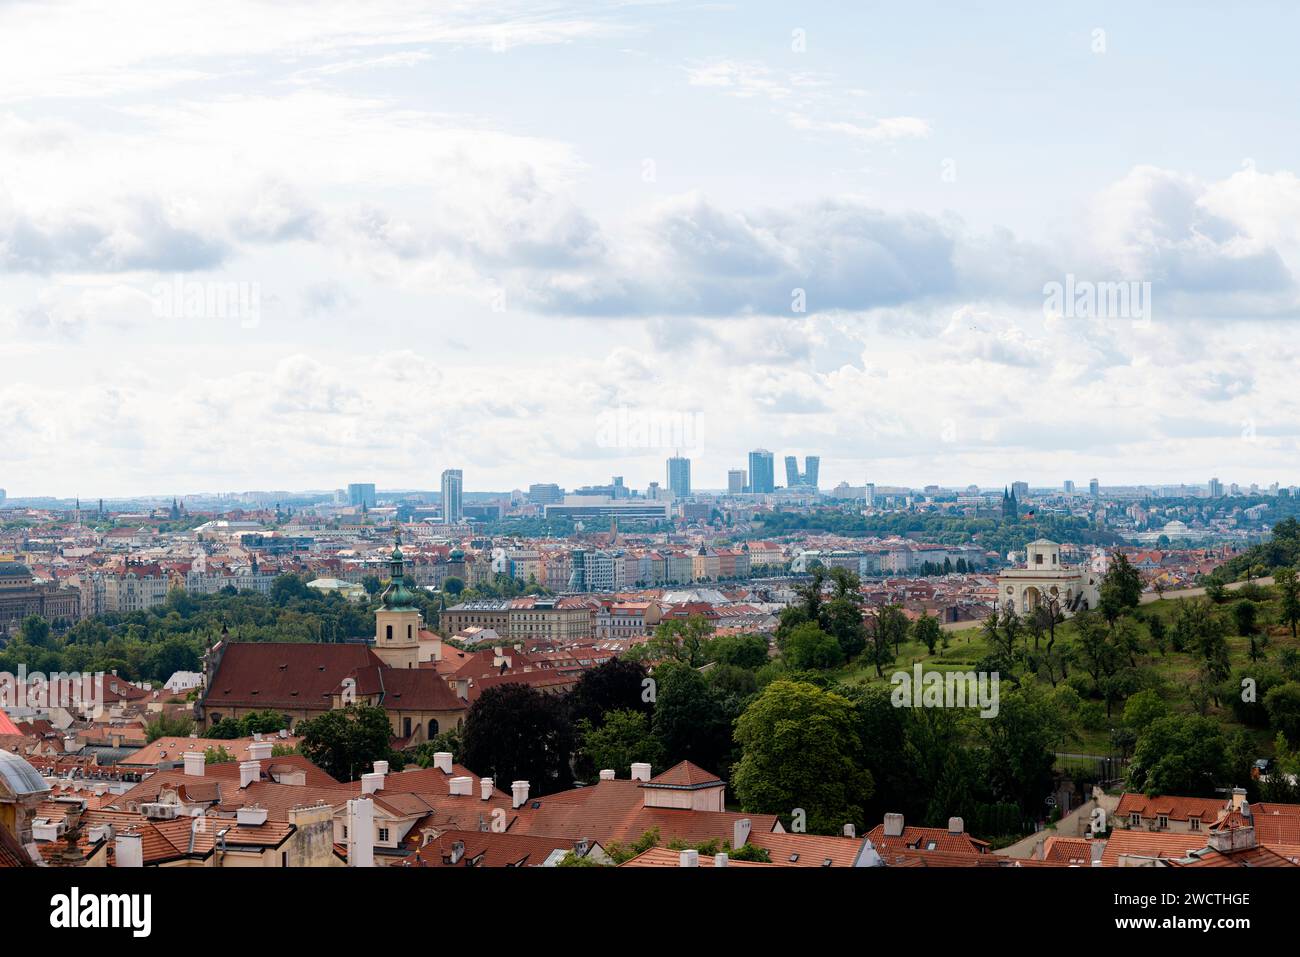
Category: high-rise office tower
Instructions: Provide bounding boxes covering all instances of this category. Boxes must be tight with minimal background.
[1208,477,1224,498]
[804,456,820,490]
[783,455,821,490]
[347,483,377,509]
[1011,481,1029,500]
[748,450,775,493]
[441,469,463,523]
[666,456,691,499]
[728,469,746,494]
[1089,478,1100,497]
[528,483,564,505]
[1063,480,1075,493]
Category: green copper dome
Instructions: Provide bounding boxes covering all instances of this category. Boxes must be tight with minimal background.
[380,533,417,609]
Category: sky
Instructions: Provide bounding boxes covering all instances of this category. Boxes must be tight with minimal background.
[3,1,1300,498]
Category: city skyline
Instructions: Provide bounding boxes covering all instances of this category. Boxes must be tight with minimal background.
[0,469,1287,506]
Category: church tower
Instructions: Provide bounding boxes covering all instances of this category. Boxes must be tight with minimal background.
[373,533,422,670]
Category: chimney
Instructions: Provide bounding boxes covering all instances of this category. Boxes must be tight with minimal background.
[511,780,530,809]
[373,760,389,777]
[599,769,616,781]
[574,838,589,857]
[248,740,273,762]
[948,816,964,835]
[239,760,260,788]
[883,813,905,837]
[115,830,144,868]
[449,775,473,796]
[1208,822,1257,854]
[630,762,652,782]
[88,823,113,845]
[432,752,453,774]
[733,818,751,849]
[480,777,494,801]
[361,772,385,795]
[713,853,729,867]
[237,806,268,826]
[1231,787,1248,812]
[347,798,374,867]
[679,849,699,867]
[183,752,206,777]
[843,823,856,839]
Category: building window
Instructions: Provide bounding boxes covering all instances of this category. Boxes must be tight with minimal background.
[378,828,389,842]
[1130,813,1141,827]
[386,624,393,641]
[1157,815,1169,829]
[1190,818,1200,831]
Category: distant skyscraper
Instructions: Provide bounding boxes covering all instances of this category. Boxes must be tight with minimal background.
[783,455,820,489]
[748,450,775,494]
[1011,481,1029,500]
[528,483,564,505]
[441,469,463,523]
[1063,480,1075,493]
[1208,477,1224,498]
[728,469,746,494]
[666,456,691,499]
[1089,478,1100,497]
[347,483,377,509]
[865,482,876,507]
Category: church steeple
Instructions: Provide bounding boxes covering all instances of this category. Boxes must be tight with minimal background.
[374,531,421,669]
[380,531,417,610]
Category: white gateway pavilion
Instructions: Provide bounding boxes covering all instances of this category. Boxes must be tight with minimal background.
[996,539,1099,616]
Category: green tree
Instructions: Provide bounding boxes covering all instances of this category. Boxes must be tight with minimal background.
[1129,714,1233,797]
[911,612,943,655]
[577,709,664,777]
[1122,689,1168,732]
[1099,552,1142,623]
[1276,567,1300,640]
[145,713,195,742]
[297,704,400,782]
[780,621,842,670]
[634,615,716,668]
[461,683,575,795]
[978,681,1068,816]
[1264,682,1300,746]
[732,680,874,834]
[708,634,770,670]
[651,661,738,774]
[865,604,906,678]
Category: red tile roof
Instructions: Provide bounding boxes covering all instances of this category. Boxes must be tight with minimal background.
[864,823,990,856]
[1115,792,1222,823]
[203,641,382,712]
[644,761,723,790]
[509,778,780,848]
